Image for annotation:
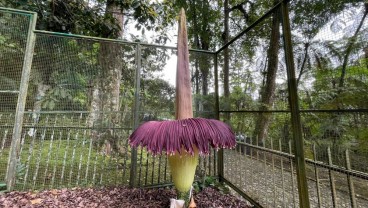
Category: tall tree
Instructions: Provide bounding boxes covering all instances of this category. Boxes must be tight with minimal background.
[338,2,368,90]
[86,0,160,154]
[2,0,160,153]
[223,0,231,121]
[253,0,281,143]
[88,0,125,154]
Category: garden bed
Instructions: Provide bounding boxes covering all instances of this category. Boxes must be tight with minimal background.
[0,186,251,207]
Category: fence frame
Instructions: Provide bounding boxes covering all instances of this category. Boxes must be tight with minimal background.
[1,6,216,191]
[129,43,141,187]
[1,7,38,190]
[2,0,366,207]
[280,1,310,207]
[215,1,310,207]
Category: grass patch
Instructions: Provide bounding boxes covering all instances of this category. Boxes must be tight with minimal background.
[0,130,132,191]
[0,127,217,191]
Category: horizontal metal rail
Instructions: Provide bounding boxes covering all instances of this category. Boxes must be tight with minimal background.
[0,125,132,130]
[221,177,263,208]
[0,7,36,16]
[21,111,131,114]
[220,110,291,113]
[0,90,19,94]
[300,109,368,113]
[220,109,368,113]
[237,142,368,180]
[238,142,295,159]
[33,30,215,54]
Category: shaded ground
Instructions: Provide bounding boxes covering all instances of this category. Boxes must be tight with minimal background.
[224,149,368,208]
[0,186,250,208]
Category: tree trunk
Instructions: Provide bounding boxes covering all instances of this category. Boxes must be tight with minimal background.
[88,0,124,154]
[190,0,201,117]
[364,46,368,69]
[32,83,50,121]
[199,33,210,117]
[194,60,201,115]
[199,0,210,99]
[223,0,230,121]
[27,83,50,137]
[188,0,211,117]
[297,42,310,86]
[338,4,367,89]
[253,2,280,144]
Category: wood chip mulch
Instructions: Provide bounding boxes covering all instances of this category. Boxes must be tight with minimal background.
[0,186,251,207]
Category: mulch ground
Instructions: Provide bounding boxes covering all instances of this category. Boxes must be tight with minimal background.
[0,186,251,207]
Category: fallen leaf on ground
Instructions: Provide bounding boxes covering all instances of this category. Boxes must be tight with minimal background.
[30,198,43,204]
[0,186,250,208]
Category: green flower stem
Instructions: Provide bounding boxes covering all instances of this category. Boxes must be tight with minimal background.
[177,189,191,207]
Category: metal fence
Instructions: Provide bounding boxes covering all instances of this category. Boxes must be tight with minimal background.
[0,7,217,191]
[216,1,368,208]
[1,1,368,208]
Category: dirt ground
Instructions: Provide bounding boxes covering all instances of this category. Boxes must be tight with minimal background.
[0,186,251,208]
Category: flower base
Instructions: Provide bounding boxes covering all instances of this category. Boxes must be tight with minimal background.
[177,189,191,207]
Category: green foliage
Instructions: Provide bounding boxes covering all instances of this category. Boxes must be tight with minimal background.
[141,78,175,113]
[291,0,364,37]
[16,162,26,184]
[311,58,368,109]
[355,128,368,153]
[193,176,230,194]
[40,70,87,110]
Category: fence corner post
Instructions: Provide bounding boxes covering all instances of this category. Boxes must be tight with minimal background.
[6,11,37,191]
[213,52,224,181]
[280,1,310,207]
[129,43,141,188]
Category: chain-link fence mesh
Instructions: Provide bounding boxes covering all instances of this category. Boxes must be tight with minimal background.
[219,1,368,208]
[0,9,32,185]
[15,33,138,190]
[0,7,217,191]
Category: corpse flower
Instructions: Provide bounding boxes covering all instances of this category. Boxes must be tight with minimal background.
[129,8,236,207]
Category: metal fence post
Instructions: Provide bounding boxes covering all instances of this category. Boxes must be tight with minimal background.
[214,53,224,180]
[129,43,141,187]
[280,1,310,207]
[6,12,37,190]
[345,149,357,208]
[327,147,337,207]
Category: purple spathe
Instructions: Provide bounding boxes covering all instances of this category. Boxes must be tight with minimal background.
[129,117,236,156]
